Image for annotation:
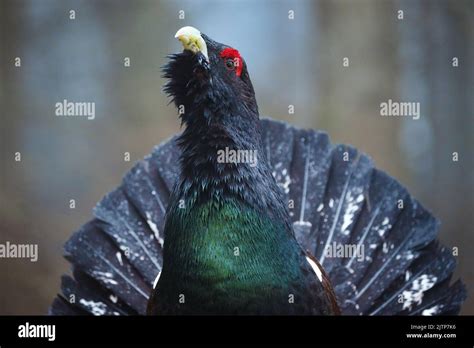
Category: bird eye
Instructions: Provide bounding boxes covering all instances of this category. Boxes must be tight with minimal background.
[225,59,235,70]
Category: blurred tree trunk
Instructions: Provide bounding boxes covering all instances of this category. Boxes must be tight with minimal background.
[397,0,473,314]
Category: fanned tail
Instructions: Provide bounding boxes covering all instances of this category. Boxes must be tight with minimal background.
[261,119,466,315]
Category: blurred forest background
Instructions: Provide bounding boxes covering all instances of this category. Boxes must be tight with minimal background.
[1,0,473,314]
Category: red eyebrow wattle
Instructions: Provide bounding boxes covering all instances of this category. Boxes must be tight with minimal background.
[220,48,243,77]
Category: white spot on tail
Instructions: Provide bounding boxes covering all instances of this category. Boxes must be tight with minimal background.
[422,305,441,316]
[109,295,118,303]
[79,299,107,316]
[272,164,291,194]
[116,252,123,266]
[340,191,364,235]
[402,274,437,310]
[93,271,118,285]
[405,270,411,281]
[377,217,392,237]
[146,212,164,247]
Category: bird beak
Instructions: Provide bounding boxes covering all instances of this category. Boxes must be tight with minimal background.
[175,26,209,62]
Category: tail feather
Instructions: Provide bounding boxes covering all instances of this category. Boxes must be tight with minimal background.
[122,162,167,248]
[410,279,466,315]
[93,187,161,285]
[368,244,459,315]
[354,197,438,308]
[121,135,181,246]
[340,169,408,289]
[260,118,297,203]
[64,221,151,314]
[49,296,88,315]
[315,145,374,271]
[58,271,135,316]
[148,135,181,191]
[287,128,333,254]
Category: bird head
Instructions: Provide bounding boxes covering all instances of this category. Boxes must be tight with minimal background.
[163,26,258,126]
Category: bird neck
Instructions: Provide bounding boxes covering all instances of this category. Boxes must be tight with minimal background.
[174,108,289,225]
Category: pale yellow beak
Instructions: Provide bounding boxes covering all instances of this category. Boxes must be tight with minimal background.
[175,26,209,62]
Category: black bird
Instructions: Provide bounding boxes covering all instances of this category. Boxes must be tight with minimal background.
[50,27,466,316]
